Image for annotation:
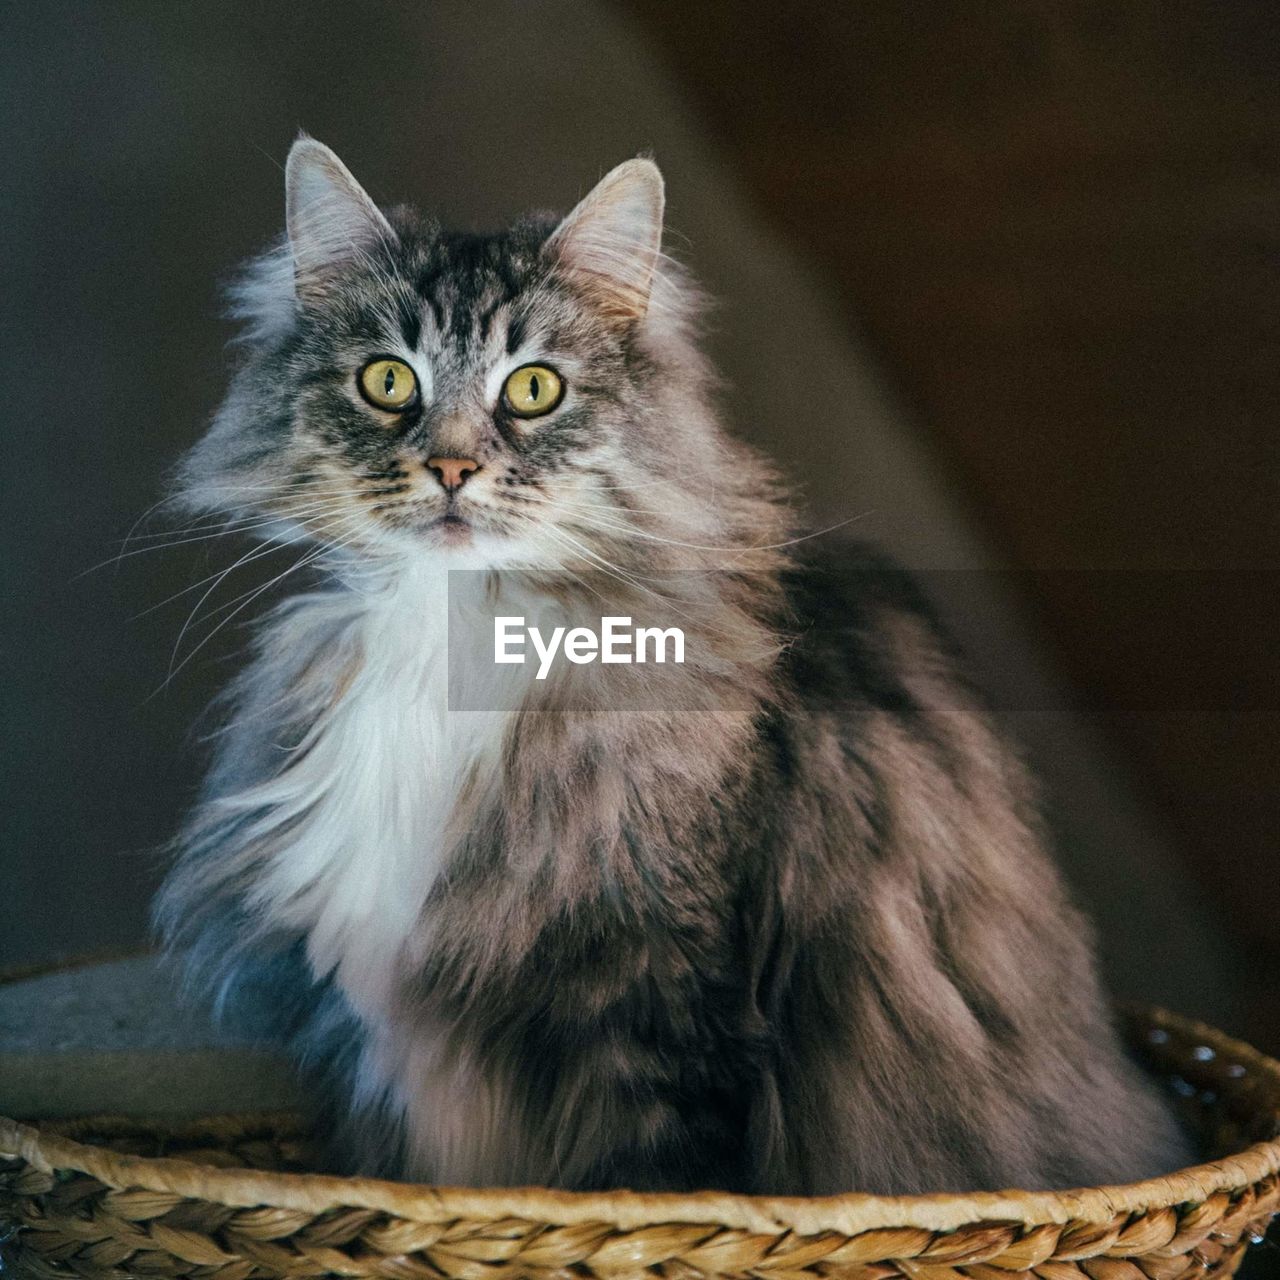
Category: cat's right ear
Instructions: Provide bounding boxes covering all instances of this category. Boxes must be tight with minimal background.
[284,136,395,303]
[547,159,665,324]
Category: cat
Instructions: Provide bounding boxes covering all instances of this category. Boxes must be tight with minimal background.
[155,136,1191,1194]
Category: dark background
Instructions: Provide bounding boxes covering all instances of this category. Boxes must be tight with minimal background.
[1,0,1275,1074]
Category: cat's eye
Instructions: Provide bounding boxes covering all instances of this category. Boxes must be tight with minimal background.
[358,358,419,412]
[504,364,564,418]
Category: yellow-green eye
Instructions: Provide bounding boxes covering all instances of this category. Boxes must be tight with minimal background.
[504,364,564,418]
[358,358,418,412]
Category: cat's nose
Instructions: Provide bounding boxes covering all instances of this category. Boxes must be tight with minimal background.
[426,456,480,492]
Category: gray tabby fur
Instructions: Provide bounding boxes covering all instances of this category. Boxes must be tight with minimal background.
[155,137,1191,1194]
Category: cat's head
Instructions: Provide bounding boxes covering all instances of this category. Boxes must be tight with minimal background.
[179,137,785,576]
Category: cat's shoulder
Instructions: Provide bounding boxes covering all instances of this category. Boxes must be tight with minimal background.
[781,536,943,635]
[777,537,970,702]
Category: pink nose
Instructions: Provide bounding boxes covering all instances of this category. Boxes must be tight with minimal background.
[426,456,480,492]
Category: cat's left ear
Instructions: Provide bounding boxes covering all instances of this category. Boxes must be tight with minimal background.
[546,158,665,323]
[285,136,396,302]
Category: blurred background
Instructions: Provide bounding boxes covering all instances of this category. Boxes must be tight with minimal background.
[1,0,1275,1070]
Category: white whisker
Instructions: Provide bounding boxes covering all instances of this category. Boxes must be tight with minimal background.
[516,490,870,559]
[165,509,360,679]
[157,512,366,695]
[120,493,362,545]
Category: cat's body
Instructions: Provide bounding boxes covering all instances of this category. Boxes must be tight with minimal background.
[157,139,1190,1194]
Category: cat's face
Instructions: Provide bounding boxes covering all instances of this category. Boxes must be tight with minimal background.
[182,138,756,574]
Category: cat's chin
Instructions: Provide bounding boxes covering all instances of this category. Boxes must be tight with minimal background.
[427,513,475,548]
[392,524,549,574]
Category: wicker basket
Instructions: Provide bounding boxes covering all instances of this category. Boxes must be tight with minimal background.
[1,1007,1277,1280]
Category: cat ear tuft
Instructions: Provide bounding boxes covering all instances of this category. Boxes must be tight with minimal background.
[285,136,395,301]
[547,158,665,323]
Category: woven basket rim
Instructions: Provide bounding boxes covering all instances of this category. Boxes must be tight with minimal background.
[3,1005,1278,1238]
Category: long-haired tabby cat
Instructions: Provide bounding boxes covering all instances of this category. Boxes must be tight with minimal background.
[156,137,1190,1194]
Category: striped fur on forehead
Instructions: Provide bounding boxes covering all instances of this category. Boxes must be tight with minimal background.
[403,224,539,342]
[394,218,657,384]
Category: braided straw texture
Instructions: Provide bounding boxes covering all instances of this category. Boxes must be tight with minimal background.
[1,1008,1277,1280]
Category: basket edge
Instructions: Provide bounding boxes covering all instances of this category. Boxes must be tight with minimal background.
[3,1006,1279,1238]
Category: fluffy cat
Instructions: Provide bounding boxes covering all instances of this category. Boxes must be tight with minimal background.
[155,137,1190,1194]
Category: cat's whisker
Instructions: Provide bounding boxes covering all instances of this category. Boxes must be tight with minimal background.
[511,505,694,589]
[540,524,757,641]
[524,493,727,557]
[116,491,199,564]
[175,477,359,493]
[78,513,236,578]
[182,515,364,635]
[165,509,359,676]
[184,484,362,499]
[124,477,366,546]
[522,494,873,559]
[537,524,685,607]
[131,506,356,622]
[119,494,361,545]
[512,498,798,638]
[135,542,290,622]
[122,513,254,545]
[82,495,364,576]
[537,533,654,606]
[502,488,747,561]
[520,535,616,609]
[577,476,707,493]
[503,490,679,522]
[159,513,366,694]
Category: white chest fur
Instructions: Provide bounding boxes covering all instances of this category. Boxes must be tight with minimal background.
[234,565,513,1026]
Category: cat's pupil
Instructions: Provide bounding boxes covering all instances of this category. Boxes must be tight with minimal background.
[384,368,396,395]
[530,373,540,401]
